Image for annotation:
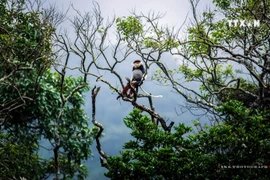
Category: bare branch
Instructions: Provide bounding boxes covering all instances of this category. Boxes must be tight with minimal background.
[91,86,108,168]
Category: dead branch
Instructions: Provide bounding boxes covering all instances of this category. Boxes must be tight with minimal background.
[147,95,156,124]
[91,86,108,168]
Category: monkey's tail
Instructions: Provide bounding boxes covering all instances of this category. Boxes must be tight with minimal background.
[139,86,163,98]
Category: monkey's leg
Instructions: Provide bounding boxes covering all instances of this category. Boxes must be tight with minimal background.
[122,85,129,96]
[129,82,138,96]
[122,77,133,96]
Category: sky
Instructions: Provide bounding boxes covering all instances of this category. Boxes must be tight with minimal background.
[43,0,213,179]
[47,0,190,22]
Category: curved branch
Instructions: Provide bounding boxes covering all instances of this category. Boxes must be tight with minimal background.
[91,86,108,168]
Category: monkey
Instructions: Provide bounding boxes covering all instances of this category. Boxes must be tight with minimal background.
[122,60,146,97]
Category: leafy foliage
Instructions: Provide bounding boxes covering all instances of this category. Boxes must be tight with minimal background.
[1,69,93,179]
[0,0,93,179]
[116,16,143,40]
[105,108,192,179]
[116,14,179,52]
[106,105,270,179]
[0,132,47,179]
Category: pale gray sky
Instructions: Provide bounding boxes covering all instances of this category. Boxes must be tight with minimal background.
[45,0,214,27]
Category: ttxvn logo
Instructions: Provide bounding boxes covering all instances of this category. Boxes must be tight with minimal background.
[227,19,260,27]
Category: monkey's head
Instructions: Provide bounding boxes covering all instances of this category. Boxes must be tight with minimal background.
[133,60,142,68]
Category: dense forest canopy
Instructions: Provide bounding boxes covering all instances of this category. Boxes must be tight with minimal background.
[0,0,269,179]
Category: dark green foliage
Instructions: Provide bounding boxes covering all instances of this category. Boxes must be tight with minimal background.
[0,70,93,179]
[217,79,258,107]
[0,132,47,179]
[0,1,93,179]
[105,108,192,180]
[106,105,270,180]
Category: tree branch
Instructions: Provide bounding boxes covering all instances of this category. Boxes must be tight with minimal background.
[91,86,108,168]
